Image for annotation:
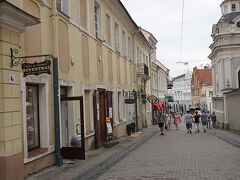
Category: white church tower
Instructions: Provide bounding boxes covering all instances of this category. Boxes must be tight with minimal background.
[209,0,240,130]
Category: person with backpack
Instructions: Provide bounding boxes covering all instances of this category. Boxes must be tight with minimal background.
[184,110,193,133]
[200,111,208,133]
[193,111,200,133]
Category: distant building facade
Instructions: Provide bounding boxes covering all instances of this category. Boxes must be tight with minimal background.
[209,0,240,131]
[191,67,212,111]
[168,72,192,112]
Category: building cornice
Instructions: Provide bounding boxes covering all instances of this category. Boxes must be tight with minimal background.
[0,0,40,33]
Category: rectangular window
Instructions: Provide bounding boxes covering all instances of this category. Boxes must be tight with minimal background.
[143,53,145,64]
[106,14,111,46]
[80,0,87,29]
[115,22,120,52]
[140,50,142,63]
[26,85,40,151]
[146,56,149,66]
[128,37,132,61]
[137,46,139,64]
[118,92,122,122]
[94,1,102,39]
[232,4,236,11]
[57,0,70,17]
[122,30,126,57]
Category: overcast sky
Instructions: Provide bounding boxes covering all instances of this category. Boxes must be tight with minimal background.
[121,0,223,77]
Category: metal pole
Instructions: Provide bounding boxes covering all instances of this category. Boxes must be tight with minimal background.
[53,58,63,166]
[152,101,154,125]
[134,90,138,132]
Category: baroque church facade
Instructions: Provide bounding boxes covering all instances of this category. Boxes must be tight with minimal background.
[209,0,240,131]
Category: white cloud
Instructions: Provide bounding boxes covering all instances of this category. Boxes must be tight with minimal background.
[121,0,223,77]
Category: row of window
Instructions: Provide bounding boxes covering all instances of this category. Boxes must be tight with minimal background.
[57,0,151,63]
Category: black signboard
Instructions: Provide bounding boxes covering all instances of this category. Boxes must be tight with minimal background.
[22,60,51,77]
[125,99,136,104]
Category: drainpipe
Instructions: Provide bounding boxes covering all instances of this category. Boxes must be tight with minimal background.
[51,0,62,166]
[53,58,63,166]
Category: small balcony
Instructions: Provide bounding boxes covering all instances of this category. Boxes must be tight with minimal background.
[136,63,149,76]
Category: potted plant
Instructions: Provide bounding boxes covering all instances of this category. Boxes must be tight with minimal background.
[126,124,132,136]
[131,122,136,133]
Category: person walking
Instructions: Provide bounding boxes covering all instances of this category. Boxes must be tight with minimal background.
[207,111,211,129]
[158,110,166,135]
[166,111,172,131]
[155,110,166,135]
[200,111,208,133]
[193,111,200,133]
[211,112,217,128]
[184,110,193,133]
[174,111,181,130]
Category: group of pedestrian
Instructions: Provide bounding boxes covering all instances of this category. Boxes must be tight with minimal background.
[184,110,217,134]
[155,109,217,135]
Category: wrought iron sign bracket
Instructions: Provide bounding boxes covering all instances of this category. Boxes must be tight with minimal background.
[10,48,53,67]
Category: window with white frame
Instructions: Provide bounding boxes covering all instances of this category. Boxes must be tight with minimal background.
[94,0,102,39]
[118,92,123,122]
[128,36,132,61]
[57,0,70,17]
[26,84,40,151]
[122,30,127,57]
[115,22,120,52]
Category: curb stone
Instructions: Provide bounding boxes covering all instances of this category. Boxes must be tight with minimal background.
[72,129,158,180]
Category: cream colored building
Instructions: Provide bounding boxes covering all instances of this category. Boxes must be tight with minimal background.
[0,0,153,179]
[209,0,240,131]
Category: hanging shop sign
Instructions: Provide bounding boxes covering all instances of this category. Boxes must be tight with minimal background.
[22,60,51,77]
[147,95,158,101]
[125,98,136,104]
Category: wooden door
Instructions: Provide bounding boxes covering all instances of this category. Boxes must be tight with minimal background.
[93,91,102,148]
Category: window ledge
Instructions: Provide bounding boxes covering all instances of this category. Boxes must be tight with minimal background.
[28,148,48,158]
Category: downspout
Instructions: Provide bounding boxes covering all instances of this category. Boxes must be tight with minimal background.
[132,29,140,130]
[51,0,62,166]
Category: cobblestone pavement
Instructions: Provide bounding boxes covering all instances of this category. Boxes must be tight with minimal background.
[25,127,158,180]
[98,123,240,180]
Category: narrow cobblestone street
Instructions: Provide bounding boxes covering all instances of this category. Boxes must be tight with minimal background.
[98,124,240,180]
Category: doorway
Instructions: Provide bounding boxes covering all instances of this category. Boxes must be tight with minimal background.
[60,94,85,160]
[93,90,113,148]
